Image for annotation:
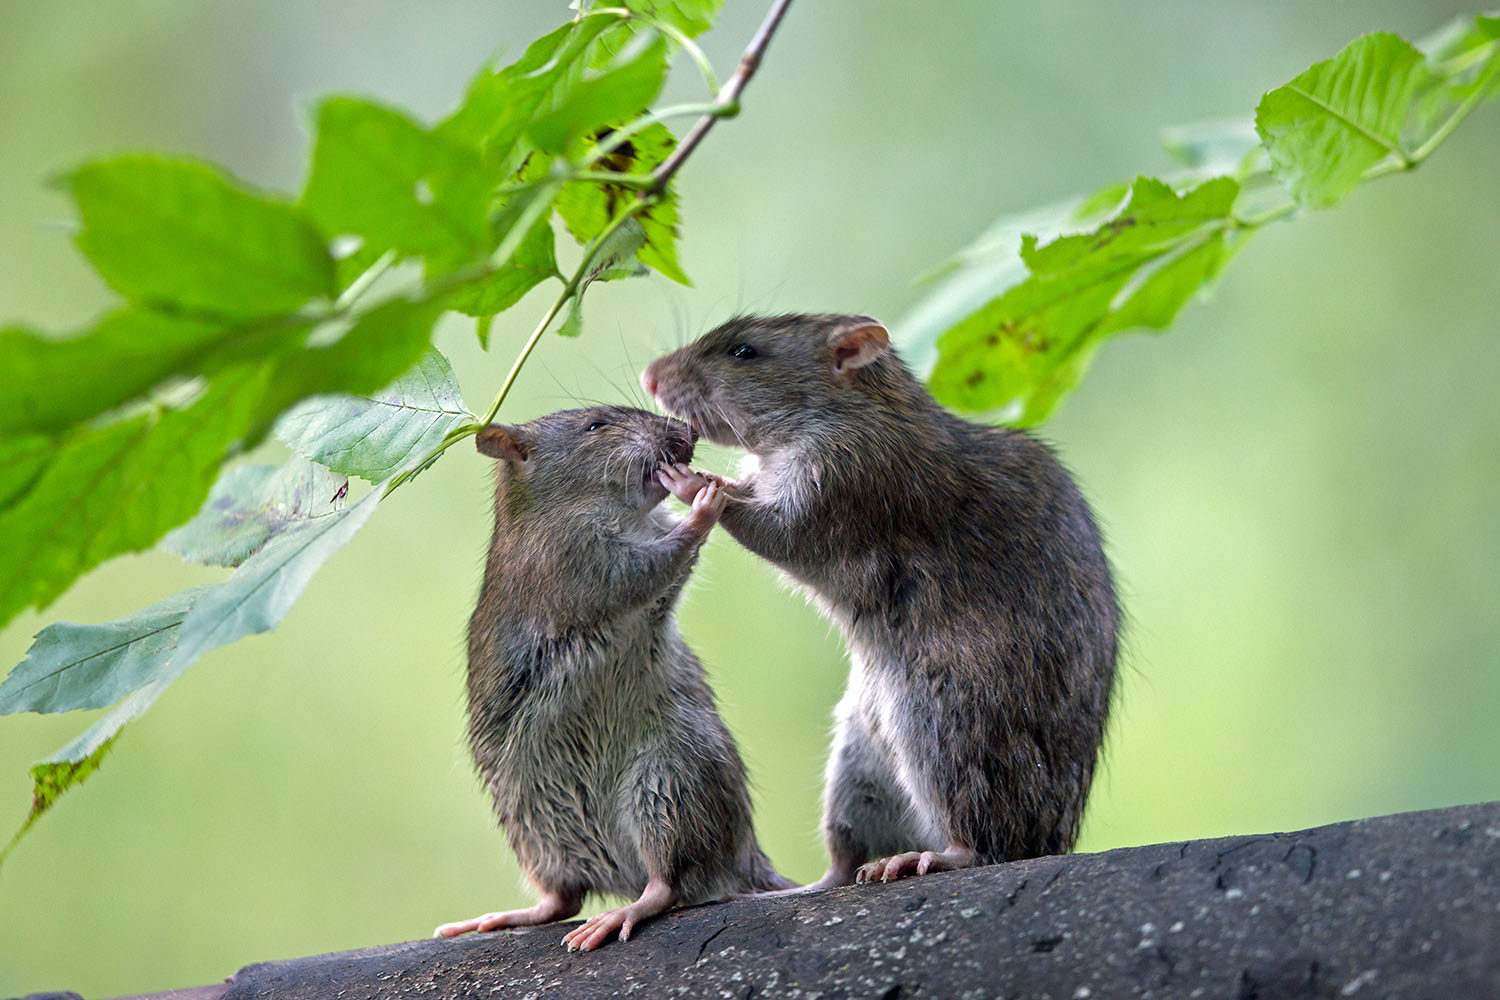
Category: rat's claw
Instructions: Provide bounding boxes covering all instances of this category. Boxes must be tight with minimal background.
[854,847,976,885]
[562,909,631,952]
[688,481,726,526]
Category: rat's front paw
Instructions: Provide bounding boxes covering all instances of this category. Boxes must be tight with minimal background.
[656,462,710,505]
[682,480,726,535]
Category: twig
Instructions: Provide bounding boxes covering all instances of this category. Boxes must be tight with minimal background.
[649,0,795,194]
[384,0,797,499]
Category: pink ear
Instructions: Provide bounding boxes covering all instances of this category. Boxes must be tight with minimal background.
[829,322,891,376]
[476,425,529,462]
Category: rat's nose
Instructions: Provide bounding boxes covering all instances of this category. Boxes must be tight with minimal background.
[640,365,659,398]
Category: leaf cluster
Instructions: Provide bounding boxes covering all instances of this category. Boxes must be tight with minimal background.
[907,13,1499,425]
[0,0,723,860]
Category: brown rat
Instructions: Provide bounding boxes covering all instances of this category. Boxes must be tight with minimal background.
[435,405,792,950]
[643,314,1120,886]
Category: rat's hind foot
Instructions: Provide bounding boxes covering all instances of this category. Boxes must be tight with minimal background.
[434,888,582,938]
[855,846,978,884]
[561,877,674,952]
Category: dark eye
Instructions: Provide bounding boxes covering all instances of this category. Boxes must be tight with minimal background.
[730,343,757,360]
[586,421,608,432]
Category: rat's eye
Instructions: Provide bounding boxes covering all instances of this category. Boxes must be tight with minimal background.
[585,421,608,432]
[730,343,757,360]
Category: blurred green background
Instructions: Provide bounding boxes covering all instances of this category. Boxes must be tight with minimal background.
[3,1,1498,994]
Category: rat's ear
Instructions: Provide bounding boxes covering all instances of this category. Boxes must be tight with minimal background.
[828,319,891,377]
[476,424,530,462]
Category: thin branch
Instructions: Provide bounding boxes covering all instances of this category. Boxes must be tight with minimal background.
[384,0,797,499]
[649,0,795,194]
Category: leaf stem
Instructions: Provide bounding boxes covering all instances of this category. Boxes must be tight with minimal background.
[1431,36,1500,78]
[1410,82,1494,163]
[330,249,397,313]
[384,0,797,499]
[649,0,796,194]
[570,169,657,189]
[580,103,723,169]
[1232,198,1299,228]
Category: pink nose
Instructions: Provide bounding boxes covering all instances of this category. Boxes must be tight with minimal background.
[641,365,659,398]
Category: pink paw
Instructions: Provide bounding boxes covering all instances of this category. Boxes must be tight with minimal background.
[854,848,976,884]
[682,479,726,534]
[656,462,710,505]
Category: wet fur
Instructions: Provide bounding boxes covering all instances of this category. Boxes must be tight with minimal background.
[646,316,1120,868]
[466,405,791,911]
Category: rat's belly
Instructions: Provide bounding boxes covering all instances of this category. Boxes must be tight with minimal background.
[486,639,667,898]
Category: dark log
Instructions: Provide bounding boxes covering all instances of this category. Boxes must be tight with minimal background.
[19,801,1500,1000]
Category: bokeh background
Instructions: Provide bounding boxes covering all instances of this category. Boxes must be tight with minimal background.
[3,1,1498,994]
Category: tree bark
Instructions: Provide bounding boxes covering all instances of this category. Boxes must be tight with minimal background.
[22,800,1500,1000]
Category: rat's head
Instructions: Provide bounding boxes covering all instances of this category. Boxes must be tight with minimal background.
[476,405,696,516]
[641,314,892,452]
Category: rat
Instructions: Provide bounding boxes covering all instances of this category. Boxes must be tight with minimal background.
[642,314,1120,887]
[434,405,793,951]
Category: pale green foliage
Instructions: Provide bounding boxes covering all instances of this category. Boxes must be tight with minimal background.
[0,587,207,715]
[909,11,1499,424]
[1255,34,1440,208]
[928,177,1240,423]
[163,461,350,567]
[275,351,473,483]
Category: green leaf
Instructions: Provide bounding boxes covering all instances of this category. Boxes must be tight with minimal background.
[275,349,472,482]
[0,433,54,512]
[0,295,441,631]
[438,18,616,175]
[528,34,670,154]
[0,587,207,715]
[557,299,585,339]
[928,177,1239,424]
[162,460,349,567]
[619,0,723,38]
[553,216,651,341]
[301,98,495,283]
[447,218,559,318]
[556,124,688,284]
[168,485,382,691]
[0,311,304,437]
[1,726,123,866]
[3,485,380,861]
[259,297,446,418]
[900,185,1131,378]
[0,365,273,629]
[1254,33,1440,208]
[67,156,335,316]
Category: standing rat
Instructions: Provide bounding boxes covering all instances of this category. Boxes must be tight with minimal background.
[435,405,792,951]
[643,314,1120,887]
